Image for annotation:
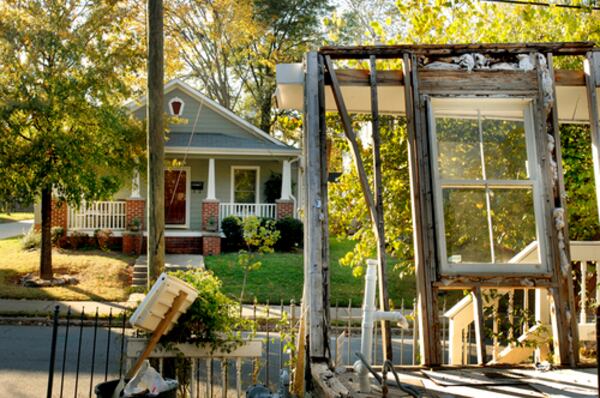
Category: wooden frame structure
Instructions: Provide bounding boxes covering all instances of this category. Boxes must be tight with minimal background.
[300,42,600,375]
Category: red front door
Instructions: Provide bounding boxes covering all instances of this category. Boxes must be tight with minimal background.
[165,170,187,225]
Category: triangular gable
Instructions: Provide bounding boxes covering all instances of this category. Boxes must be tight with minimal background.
[127,79,291,148]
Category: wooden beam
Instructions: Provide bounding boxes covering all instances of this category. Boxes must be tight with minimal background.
[533,53,579,366]
[585,52,600,224]
[304,51,327,360]
[146,0,165,285]
[419,70,537,95]
[402,54,441,366]
[320,42,595,59]
[324,69,583,87]
[471,287,486,365]
[369,55,393,362]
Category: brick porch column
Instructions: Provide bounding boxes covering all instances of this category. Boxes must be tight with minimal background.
[202,233,221,256]
[202,200,220,231]
[276,199,294,219]
[125,198,146,230]
[51,199,68,231]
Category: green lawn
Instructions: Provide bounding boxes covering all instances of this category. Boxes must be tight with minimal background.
[0,212,34,223]
[205,237,416,306]
[0,237,134,301]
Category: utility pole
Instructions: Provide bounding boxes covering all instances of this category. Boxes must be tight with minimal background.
[146,0,165,286]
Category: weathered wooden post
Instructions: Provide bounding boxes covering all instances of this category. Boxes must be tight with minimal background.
[146,0,165,285]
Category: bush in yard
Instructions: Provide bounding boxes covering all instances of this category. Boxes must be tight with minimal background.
[70,231,88,250]
[221,216,243,251]
[161,269,252,349]
[275,217,303,251]
[94,228,112,251]
[22,228,41,250]
[51,227,65,247]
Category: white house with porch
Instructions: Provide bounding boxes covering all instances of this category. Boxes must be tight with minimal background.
[39,79,301,255]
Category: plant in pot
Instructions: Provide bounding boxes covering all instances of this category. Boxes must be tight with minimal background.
[127,217,142,232]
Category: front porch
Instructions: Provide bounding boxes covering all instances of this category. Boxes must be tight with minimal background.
[51,156,299,256]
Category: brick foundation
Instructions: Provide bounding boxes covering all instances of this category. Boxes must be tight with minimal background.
[202,235,221,256]
[201,200,220,231]
[126,199,145,230]
[276,199,294,219]
[138,236,202,254]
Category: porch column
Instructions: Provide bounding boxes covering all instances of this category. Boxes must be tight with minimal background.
[276,160,295,219]
[206,158,216,200]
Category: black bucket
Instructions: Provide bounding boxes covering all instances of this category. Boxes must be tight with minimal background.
[94,379,177,398]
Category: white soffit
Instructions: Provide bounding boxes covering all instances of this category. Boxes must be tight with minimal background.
[275,63,598,124]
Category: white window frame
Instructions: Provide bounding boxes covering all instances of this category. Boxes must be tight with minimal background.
[428,97,549,275]
[230,166,260,204]
[165,166,191,229]
[168,97,185,116]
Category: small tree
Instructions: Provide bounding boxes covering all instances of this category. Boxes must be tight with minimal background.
[0,1,145,279]
[237,216,279,306]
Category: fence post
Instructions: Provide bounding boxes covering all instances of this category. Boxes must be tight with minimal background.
[46,306,60,398]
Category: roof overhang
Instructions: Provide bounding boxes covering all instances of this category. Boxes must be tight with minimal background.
[165,146,300,157]
[276,63,598,123]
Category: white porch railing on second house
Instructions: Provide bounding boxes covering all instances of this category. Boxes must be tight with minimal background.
[219,203,276,225]
[68,201,127,231]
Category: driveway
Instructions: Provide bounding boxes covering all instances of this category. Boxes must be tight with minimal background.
[0,220,33,239]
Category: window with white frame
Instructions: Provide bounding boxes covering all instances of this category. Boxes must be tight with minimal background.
[232,166,260,203]
[429,97,546,274]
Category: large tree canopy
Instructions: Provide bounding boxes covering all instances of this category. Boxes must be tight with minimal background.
[325,0,600,278]
[0,0,145,278]
[167,0,331,134]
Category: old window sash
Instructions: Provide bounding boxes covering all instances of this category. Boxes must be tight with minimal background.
[231,166,260,204]
[427,97,549,275]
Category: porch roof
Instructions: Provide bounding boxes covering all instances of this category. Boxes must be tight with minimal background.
[165,132,300,156]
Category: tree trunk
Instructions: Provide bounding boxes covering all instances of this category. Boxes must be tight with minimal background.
[40,186,53,280]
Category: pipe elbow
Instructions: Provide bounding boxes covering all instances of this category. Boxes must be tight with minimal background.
[373,311,409,329]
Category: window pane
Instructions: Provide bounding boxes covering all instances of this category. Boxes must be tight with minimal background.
[482,119,529,180]
[435,118,482,179]
[234,169,256,203]
[443,188,491,263]
[490,189,538,263]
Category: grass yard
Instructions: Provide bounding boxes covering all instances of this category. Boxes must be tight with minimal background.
[0,212,34,223]
[0,237,134,301]
[205,237,416,306]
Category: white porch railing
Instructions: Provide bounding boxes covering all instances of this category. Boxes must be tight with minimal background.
[68,201,126,231]
[219,203,276,225]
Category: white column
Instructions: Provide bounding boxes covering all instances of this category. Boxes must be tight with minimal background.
[130,169,141,198]
[280,160,292,200]
[206,158,216,200]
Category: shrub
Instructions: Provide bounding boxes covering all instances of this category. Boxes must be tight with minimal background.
[221,216,243,251]
[94,228,112,251]
[21,227,41,250]
[51,227,65,246]
[275,217,303,251]
[70,231,88,250]
[162,270,252,349]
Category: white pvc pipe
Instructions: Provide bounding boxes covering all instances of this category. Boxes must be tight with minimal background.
[354,259,408,393]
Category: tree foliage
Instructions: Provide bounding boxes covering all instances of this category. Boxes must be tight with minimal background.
[0,0,145,277]
[167,0,331,134]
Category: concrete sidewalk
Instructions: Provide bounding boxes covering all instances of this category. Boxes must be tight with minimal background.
[0,219,33,239]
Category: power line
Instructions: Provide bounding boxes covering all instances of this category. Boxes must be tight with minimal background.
[480,0,600,10]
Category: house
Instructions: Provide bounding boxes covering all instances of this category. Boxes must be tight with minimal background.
[36,79,301,255]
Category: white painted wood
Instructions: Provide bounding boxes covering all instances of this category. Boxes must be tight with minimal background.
[280,160,292,200]
[68,201,126,230]
[580,261,588,324]
[207,158,216,200]
[218,203,276,225]
[131,169,141,199]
